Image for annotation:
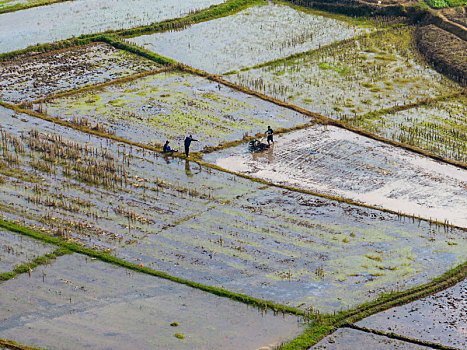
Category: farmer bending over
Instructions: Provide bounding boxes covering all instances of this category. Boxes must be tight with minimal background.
[265,126,274,145]
[184,135,198,157]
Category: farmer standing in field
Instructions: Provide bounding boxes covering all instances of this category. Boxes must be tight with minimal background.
[265,126,274,145]
[184,134,198,157]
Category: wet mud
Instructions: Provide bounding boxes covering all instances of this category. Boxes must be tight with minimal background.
[0,253,303,350]
[357,278,467,348]
[0,42,160,104]
[1,106,465,312]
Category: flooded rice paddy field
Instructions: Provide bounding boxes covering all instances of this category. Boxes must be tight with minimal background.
[311,327,437,349]
[207,126,467,228]
[0,228,55,274]
[1,106,466,312]
[357,278,467,348]
[0,42,160,104]
[227,26,463,159]
[0,0,225,53]
[0,253,303,350]
[127,3,368,75]
[345,95,467,163]
[0,0,51,12]
[43,71,310,148]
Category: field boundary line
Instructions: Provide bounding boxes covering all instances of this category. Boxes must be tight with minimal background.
[0,218,465,350]
[0,0,75,15]
[0,247,71,282]
[342,323,464,350]
[0,338,41,350]
[1,101,466,231]
[24,66,175,107]
[278,261,466,349]
[176,65,467,170]
[0,0,262,61]
[0,219,307,317]
[223,27,393,75]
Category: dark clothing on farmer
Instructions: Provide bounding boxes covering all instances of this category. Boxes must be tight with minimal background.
[184,136,198,157]
[266,127,274,144]
[163,141,175,155]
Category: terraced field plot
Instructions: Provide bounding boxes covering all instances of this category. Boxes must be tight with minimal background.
[207,125,467,228]
[0,253,302,349]
[0,228,55,273]
[1,107,466,312]
[228,26,463,160]
[357,278,467,349]
[0,42,160,104]
[42,71,310,148]
[127,2,368,74]
[311,327,436,349]
[0,0,225,53]
[345,94,467,163]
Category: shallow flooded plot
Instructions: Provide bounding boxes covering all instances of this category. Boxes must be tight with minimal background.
[127,3,367,74]
[0,228,55,273]
[357,278,467,348]
[44,71,309,147]
[1,106,466,312]
[0,0,225,53]
[0,253,302,350]
[228,26,460,123]
[345,95,467,163]
[207,125,467,228]
[0,43,160,104]
[310,328,436,349]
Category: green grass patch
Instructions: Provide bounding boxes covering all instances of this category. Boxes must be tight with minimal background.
[0,246,71,283]
[0,0,74,15]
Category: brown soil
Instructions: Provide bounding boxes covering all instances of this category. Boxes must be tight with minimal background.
[415,24,467,86]
[440,6,467,27]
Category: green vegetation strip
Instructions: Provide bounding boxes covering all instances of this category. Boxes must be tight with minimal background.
[0,219,465,350]
[0,0,261,62]
[0,0,74,15]
[0,247,71,282]
[0,219,304,316]
[2,100,465,232]
[0,338,41,350]
[178,65,467,171]
[345,90,466,122]
[26,66,175,107]
[117,0,264,38]
[223,28,392,75]
[278,261,466,349]
[343,324,463,350]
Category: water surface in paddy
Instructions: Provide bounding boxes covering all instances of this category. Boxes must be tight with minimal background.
[0,253,303,350]
[1,106,466,312]
[128,3,368,74]
[0,42,160,104]
[0,0,225,53]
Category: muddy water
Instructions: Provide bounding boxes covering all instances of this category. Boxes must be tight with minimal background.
[1,106,466,312]
[0,43,160,104]
[44,71,310,147]
[0,253,303,350]
[0,0,225,53]
[0,228,55,273]
[311,328,436,349]
[128,3,368,74]
[228,26,461,162]
[207,125,467,228]
[356,278,467,348]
